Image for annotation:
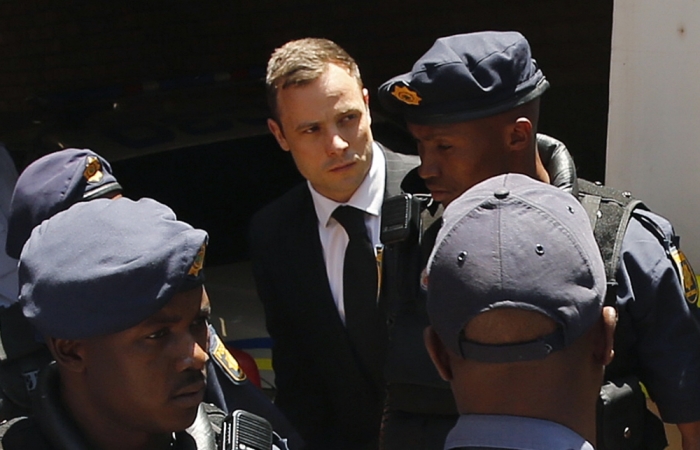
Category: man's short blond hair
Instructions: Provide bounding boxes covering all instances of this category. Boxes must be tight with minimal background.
[266,38,363,121]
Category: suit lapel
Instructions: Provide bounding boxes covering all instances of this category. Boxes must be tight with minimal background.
[282,186,357,358]
[287,186,344,323]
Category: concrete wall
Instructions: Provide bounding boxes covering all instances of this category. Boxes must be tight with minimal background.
[607,0,700,263]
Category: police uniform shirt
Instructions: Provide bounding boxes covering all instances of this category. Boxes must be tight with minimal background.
[308,142,385,324]
[616,208,700,423]
[444,415,594,450]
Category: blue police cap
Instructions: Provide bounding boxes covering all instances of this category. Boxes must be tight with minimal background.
[427,174,605,363]
[18,197,208,340]
[378,31,549,125]
[6,148,122,259]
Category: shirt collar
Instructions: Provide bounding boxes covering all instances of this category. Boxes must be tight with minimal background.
[309,142,386,227]
[445,414,594,450]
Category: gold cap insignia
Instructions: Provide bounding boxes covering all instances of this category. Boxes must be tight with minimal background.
[83,156,104,183]
[188,244,206,276]
[391,84,422,106]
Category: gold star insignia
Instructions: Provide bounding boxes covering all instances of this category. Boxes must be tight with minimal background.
[83,156,104,183]
[391,84,422,106]
[188,244,206,276]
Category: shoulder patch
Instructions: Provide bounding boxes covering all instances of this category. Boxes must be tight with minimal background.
[210,333,247,383]
[671,248,699,306]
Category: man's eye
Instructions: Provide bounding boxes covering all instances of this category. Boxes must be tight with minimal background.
[303,126,319,134]
[146,328,169,340]
[340,114,358,123]
[437,144,452,151]
[191,316,209,328]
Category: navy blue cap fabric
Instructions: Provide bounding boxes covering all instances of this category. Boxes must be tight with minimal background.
[378,31,549,125]
[6,148,122,259]
[427,174,605,362]
[18,197,207,340]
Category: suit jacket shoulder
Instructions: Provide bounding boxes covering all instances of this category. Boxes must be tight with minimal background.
[377,143,420,198]
[250,182,312,243]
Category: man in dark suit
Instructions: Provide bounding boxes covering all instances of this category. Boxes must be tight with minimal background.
[249,38,418,450]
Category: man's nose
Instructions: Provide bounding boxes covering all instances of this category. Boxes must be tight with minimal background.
[417,152,439,180]
[326,128,349,155]
[175,334,209,372]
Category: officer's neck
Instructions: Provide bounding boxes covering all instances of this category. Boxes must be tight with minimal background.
[534,149,551,184]
[61,379,173,450]
[86,430,173,450]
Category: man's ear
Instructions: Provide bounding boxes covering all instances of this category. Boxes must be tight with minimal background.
[47,338,87,373]
[362,87,372,125]
[595,306,617,366]
[507,117,533,152]
[424,326,453,381]
[267,118,290,152]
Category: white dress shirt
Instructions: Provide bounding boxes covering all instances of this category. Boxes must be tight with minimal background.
[308,142,385,324]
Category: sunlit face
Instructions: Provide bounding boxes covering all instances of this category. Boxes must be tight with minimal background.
[409,118,512,207]
[268,63,374,203]
[79,286,211,434]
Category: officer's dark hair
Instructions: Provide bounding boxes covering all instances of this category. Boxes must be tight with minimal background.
[265,37,364,122]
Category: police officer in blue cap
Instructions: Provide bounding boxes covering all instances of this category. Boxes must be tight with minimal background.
[0,149,123,421]
[1,149,301,449]
[377,31,700,450]
[424,173,617,450]
[1,197,217,449]
[5,148,123,262]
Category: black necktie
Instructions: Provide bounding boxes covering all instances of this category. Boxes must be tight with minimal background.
[332,205,384,383]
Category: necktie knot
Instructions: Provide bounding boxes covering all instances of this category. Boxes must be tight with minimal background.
[332,206,367,237]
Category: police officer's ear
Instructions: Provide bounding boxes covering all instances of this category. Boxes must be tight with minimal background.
[424,326,454,382]
[46,338,87,373]
[505,98,538,153]
[595,306,617,366]
[507,117,533,153]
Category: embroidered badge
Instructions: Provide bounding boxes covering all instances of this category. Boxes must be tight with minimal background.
[210,333,246,383]
[671,248,698,305]
[83,156,104,183]
[188,244,206,276]
[391,84,422,106]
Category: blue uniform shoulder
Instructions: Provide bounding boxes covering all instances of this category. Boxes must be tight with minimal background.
[628,209,698,307]
[615,207,700,422]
